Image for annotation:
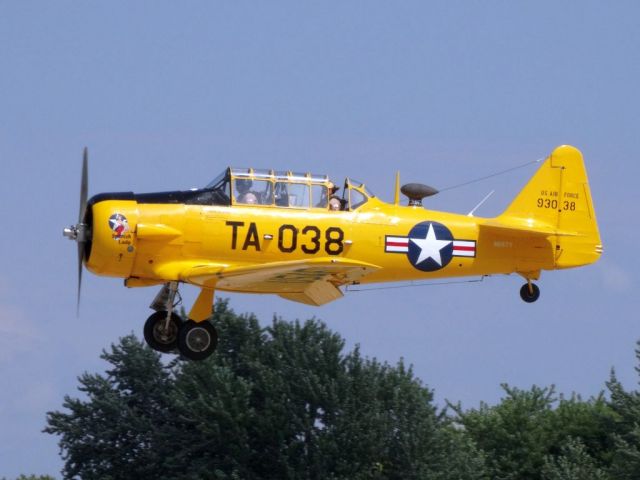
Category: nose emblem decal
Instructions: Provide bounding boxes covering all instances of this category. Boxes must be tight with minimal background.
[109,213,130,240]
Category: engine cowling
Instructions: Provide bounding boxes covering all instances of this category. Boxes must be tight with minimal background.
[85,195,139,279]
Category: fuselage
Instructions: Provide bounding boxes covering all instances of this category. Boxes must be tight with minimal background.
[85,194,557,292]
[79,147,602,301]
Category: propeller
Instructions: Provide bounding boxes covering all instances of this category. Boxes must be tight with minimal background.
[63,147,90,314]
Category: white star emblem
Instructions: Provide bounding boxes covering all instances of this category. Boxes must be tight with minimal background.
[410,223,452,266]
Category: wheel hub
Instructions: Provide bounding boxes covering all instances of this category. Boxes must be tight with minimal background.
[186,327,211,352]
[154,321,178,343]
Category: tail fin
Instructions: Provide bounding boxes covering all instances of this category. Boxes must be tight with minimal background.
[498,145,602,269]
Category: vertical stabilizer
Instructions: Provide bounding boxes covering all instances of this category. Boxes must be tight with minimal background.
[499,145,602,269]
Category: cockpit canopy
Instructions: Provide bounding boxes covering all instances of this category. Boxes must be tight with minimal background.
[205,168,375,211]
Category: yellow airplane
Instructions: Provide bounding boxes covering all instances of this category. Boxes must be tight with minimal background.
[64,145,602,360]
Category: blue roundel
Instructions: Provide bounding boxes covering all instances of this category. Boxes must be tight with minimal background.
[407,221,454,272]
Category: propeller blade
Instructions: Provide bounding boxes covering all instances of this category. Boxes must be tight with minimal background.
[77,241,84,315]
[77,147,89,315]
[79,147,88,223]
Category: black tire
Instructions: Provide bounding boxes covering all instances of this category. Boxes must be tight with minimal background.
[143,311,182,352]
[178,320,219,361]
[520,283,540,303]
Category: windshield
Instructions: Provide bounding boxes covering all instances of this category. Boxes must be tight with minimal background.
[342,178,374,210]
[346,178,375,198]
[206,171,227,189]
[193,169,230,205]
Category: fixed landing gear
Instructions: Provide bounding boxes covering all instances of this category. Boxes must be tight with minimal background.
[519,281,540,303]
[144,311,182,352]
[143,282,219,361]
[144,311,219,360]
[178,320,219,361]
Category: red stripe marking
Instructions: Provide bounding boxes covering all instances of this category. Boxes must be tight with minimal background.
[453,246,475,251]
[386,241,409,247]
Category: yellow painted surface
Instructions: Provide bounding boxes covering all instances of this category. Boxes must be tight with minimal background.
[84,145,601,313]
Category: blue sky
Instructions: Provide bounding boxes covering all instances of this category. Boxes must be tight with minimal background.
[1,1,639,477]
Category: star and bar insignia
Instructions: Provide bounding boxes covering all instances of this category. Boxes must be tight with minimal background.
[385,221,476,272]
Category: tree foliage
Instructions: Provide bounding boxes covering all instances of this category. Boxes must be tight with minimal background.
[451,385,620,480]
[45,335,173,479]
[46,300,484,479]
[449,340,640,480]
[604,341,640,479]
[45,304,640,480]
[541,438,609,480]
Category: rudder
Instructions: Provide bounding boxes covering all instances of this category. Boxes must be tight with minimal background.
[499,145,602,269]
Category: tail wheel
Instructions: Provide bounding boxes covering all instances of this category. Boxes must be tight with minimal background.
[178,320,219,361]
[519,283,540,303]
[144,311,182,352]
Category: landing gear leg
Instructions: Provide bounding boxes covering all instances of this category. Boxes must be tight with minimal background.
[144,311,181,352]
[143,282,183,352]
[145,283,218,360]
[177,287,218,361]
[519,280,540,303]
[163,282,180,331]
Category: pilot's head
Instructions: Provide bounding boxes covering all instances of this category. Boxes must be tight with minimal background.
[235,178,252,194]
[329,196,341,211]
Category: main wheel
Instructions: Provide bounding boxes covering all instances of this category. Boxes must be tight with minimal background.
[144,311,182,352]
[520,283,540,303]
[178,320,219,361]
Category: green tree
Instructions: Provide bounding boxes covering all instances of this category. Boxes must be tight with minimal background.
[327,350,438,479]
[547,392,616,466]
[451,385,615,480]
[425,425,486,480]
[46,300,485,480]
[605,341,640,479]
[451,384,557,480]
[45,335,173,479]
[541,438,610,480]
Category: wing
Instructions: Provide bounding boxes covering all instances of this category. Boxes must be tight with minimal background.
[164,257,380,306]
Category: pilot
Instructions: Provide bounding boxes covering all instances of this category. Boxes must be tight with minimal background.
[235,178,252,199]
[329,196,342,211]
[319,182,340,208]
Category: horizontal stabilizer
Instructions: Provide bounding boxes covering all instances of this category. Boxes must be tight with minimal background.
[480,220,581,238]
